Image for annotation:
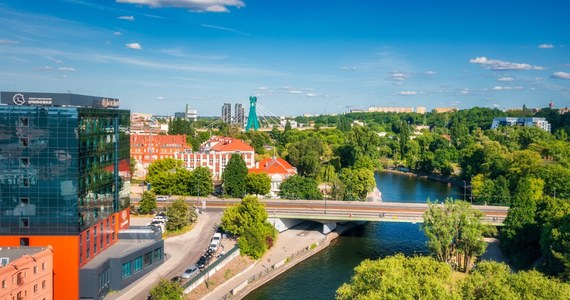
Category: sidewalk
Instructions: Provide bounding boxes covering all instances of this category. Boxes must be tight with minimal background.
[107,212,221,300]
[199,222,327,300]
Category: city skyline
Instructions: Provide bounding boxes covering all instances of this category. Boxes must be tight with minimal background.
[0,0,569,116]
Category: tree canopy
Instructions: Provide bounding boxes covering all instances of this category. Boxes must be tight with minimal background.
[245,172,271,196]
[222,153,249,198]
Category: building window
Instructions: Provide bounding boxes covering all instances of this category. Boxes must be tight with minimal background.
[21,177,29,187]
[20,117,29,127]
[20,238,29,246]
[122,261,132,279]
[16,272,23,285]
[33,266,37,274]
[19,137,28,147]
[17,291,23,300]
[133,257,143,273]
[2,280,6,289]
[20,157,30,167]
[20,198,29,206]
[93,227,97,254]
[153,248,162,262]
[20,218,29,228]
[34,284,38,293]
[42,262,46,271]
[42,280,45,289]
[143,252,152,268]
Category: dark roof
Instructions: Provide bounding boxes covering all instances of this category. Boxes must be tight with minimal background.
[0,247,47,264]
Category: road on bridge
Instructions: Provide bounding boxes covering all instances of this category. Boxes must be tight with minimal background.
[131,197,509,225]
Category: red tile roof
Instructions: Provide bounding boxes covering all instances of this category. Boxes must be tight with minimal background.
[130,134,187,146]
[209,137,254,152]
[250,157,296,175]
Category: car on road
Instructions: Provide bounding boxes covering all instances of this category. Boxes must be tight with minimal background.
[181,265,200,279]
[156,195,170,202]
[196,255,210,269]
[152,215,167,223]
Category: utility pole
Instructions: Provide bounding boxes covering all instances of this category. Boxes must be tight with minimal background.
[463,181,466,201]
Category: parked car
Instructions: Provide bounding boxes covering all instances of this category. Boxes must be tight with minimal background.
[196,255,210,269]
[209,232,222,251]
[156,195,170,202]
[152,215,167,223]
[181,265,200,279]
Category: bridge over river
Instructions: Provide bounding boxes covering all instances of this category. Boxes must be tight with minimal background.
[134,197,508,234]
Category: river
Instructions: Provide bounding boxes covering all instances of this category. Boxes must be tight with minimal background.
[245,172,463,300]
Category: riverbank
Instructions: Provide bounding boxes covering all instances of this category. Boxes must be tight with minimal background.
[198,221,363,300]
[383,169,470,196]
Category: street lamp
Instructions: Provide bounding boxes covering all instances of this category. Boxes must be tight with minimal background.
[463,181,466,201]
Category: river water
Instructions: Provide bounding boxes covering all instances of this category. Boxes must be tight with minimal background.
[245,172,462,300]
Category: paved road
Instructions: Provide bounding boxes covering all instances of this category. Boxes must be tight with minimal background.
[108,211,222,300]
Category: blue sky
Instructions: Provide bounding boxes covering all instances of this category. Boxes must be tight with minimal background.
[1,0,569,116]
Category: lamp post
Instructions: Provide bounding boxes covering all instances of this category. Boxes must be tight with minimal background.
[463,181,466,201]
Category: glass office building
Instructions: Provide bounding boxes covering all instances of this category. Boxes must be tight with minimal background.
[0,92,136,299]
[0,106,130,235]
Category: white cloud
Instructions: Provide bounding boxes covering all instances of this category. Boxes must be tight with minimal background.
[36,66,52,71]
[156,96,164,100]
[492,86,523,91]
[470,56,545,71]
[305,93,317,97]
[424,70,437,76]
[341,66,357,71]
[113,31,122,36]
[497,77,514,82]
[551,71,570,80]
[0,39,18,44]
[395,91,418,96]
[288,90,303,94]
[538,44,554,49]
[459,88,470,95]
[58,67,77,72]
[116,0,245,13]
[390,71,409,81]
[118,15,135,21]
[201,24,248,35]
[125,43,142,50]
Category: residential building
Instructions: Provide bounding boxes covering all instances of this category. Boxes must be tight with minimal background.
[234,103,244,126]
[416,106,427,114]
[0,246,54,300]
[0,91,163,300]
[221,103,232,123]
[491,117,551,132]
[433,107,457,113]
[368,107,414,113]
[175,136,255,179]
[130,134,189,178]
[249,157,297,198]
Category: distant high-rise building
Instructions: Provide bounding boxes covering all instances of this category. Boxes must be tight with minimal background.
[549,101,554,109]
[174,104,198,121]
[433,107,457,113]
[416,107,427,114]
[234,103,244,126]
[222,103,232,123]
[368,107,413,113]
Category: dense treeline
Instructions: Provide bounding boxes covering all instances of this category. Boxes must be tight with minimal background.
[336,255,570,300]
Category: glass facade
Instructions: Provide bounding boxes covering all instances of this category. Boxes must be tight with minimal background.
[0,106,130,235]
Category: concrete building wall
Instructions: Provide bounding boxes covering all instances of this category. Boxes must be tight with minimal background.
[0,247,53,300]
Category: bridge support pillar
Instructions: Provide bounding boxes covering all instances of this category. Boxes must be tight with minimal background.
[322,222,337,234]
[268,218,303,233]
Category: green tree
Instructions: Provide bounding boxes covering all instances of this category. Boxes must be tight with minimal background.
[222,153,249,198]
[149,278,184,300]
[220,196,277,258]
[166,198,192,231]
[423,199,494,272]
[147,158,184,182]
[189,166,214,197]
[336,254,456,300]
[139,191,157,215]
[339,168,376,200]
[539,198,570,279]
[279,175,323,200]
[245,172,271,196]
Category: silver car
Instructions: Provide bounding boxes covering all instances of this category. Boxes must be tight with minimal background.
[181,265,200,279]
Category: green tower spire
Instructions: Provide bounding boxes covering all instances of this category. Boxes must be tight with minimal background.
[245,96,260,131]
